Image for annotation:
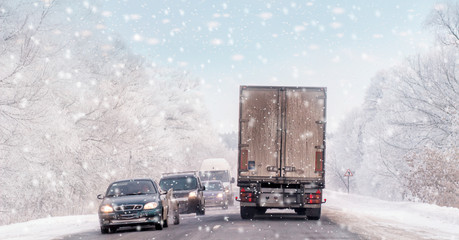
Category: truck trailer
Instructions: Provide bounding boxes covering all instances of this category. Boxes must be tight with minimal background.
[237,86,326,220]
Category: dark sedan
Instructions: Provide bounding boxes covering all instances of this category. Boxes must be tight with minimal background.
[97,179,179,234]
[203,180,228,209]
[159,172,206,215]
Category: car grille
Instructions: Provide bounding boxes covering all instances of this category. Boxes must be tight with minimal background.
[114,204,143,211]
[173,192,190,199]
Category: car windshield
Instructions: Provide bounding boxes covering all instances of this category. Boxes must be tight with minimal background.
[204,181,223,191]
[105,180,156,197]
[199,170,229,182]
[160,177,197,191]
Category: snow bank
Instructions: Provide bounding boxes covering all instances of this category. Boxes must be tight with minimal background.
[0,215,98,240]
[324,190,459,240]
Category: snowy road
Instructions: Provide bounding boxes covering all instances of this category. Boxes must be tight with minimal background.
[2,190,457,239]
[59,205,361,240]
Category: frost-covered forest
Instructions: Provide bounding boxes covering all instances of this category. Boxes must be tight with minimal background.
[0,0,230,225]
[327,4,458,208]
[1,0,458,228]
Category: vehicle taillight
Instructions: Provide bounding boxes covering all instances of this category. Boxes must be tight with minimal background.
[240,187,255,202]
[307,191,322,204]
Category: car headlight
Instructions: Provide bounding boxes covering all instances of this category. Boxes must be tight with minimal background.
[217,193,223,198]
[100,205,113,213]
[189,191,197,198]
[144,202,159,210]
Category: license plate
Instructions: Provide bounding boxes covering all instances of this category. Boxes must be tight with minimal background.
[118,214,138,219]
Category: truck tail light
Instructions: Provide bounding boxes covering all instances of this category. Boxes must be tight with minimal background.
[240,187,255,202]
[307,191,322,204]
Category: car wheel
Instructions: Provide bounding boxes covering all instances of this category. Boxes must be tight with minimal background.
[196,204,205,215]
[100,226,109,234]
[173,209,180,225]
[155,220,164,230]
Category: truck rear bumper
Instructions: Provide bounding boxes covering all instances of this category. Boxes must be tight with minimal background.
[238,185,323,209]
[240,202,321,208]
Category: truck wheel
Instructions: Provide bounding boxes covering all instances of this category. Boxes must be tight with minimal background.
[306,208,321,220]
[240,206,256,219]
[100,226,109,234]
[257,208,267,215]
[295,209,306,215]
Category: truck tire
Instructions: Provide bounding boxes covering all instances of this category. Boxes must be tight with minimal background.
[240,206,256,219]
[257,208,267,215]
[295,208,306,215]
[306,207,321,220]
[100,226,109,234]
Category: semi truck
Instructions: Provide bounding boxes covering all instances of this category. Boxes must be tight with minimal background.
[237,86,326,220]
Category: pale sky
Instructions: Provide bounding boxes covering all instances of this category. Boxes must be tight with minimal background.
[97,0,439,133]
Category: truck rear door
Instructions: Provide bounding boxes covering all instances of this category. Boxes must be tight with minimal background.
[239,87,281,178]
[282,88,326,178]
[238,86,326,180]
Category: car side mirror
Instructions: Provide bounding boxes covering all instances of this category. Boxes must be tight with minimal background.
[231,177,235,183]
[97,194,104,200]
[202,186,206,191]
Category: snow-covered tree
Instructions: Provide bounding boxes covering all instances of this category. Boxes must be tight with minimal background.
[328,3,458,206]
[0,0,228,225]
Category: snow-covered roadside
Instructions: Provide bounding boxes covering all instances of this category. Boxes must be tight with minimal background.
[0,192,458,240]
[324,190,459,240]
[0,214,98,240]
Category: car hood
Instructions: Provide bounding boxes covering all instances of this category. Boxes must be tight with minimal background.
[101,194,159,206]
[172,190,194,199]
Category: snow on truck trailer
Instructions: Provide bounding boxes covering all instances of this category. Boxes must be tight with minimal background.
[237,86,326,220]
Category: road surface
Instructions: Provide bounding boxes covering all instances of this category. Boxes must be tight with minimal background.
[59,205,362,240]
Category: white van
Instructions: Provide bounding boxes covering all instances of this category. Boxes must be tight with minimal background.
[199,158,235,206]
